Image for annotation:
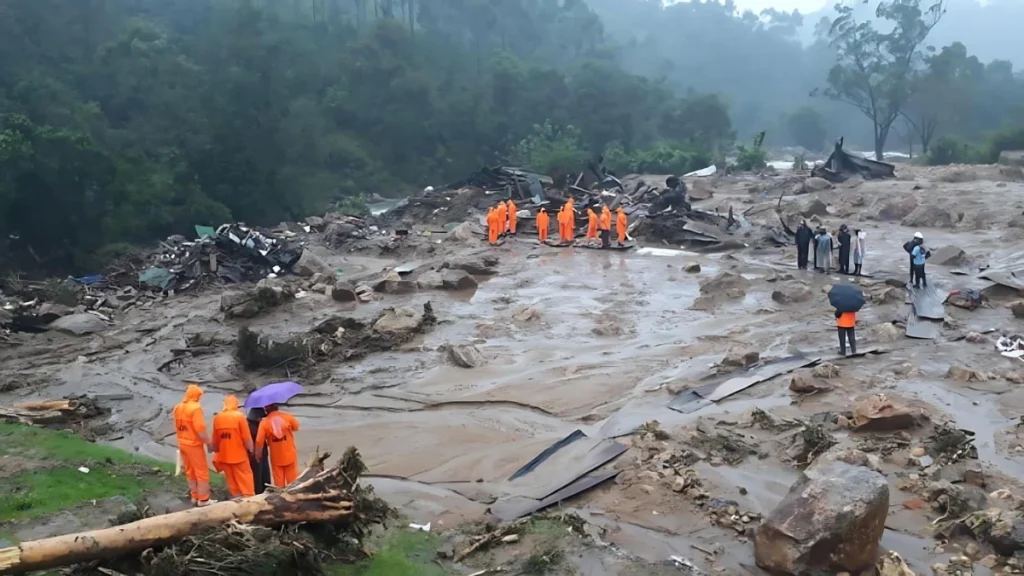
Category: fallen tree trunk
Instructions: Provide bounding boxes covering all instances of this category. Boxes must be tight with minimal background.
[0,450,368,574]
[0,397,102,426]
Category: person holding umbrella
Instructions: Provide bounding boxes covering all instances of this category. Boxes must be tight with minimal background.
[828,283,865,356]
[247,381,304,488]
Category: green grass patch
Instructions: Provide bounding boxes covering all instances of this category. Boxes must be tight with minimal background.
[0,422,184,523]
[326,529,449,576]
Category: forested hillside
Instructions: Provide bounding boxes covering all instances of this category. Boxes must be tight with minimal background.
[1,0,1023,273]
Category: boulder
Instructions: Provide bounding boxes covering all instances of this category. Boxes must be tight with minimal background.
[373,307,425,335]
[688,179,714,200]
[901,205,960,228]
[700,271,750,295]
[803,177,833,193]
[870,287,903,305]
[930,245,969,267]
[948,365,991,382]
[753,461,889,575]
[292,249,333,278]
[446,344,485,368]
[868,322,902,343]
[375,273,417,294]
[446,256,499,276]
[772,285,812,305]
[812,446,883,473]
[1012,301,1024,319]
[877,552,916,576]
[48,313,107,336]
[722,350,760,368]
[415,270,445,290]
[441,269,479,291]
[304,215,326,230]
[684,262,702,273]
[36,302,73,323]
[789,373,828,394]
[877,196,918,221]
[852,394,920,431]
[444,222,478,243]
[800,199,829,218]
[331,281,357,303]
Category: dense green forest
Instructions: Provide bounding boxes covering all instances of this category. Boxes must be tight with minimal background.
[1,0,1023,273]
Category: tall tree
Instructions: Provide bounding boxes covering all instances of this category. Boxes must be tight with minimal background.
[817,0,945,159]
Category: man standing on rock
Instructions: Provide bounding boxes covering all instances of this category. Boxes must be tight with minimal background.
[837,224,852,274]
[212,395,255,498]
[256,404,302,488]
[173,384,215,506]
[795,220,813,270]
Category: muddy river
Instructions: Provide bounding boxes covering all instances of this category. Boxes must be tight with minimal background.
[4,163,1024,573]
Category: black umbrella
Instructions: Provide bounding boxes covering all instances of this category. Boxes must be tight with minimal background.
[828,283,866,313]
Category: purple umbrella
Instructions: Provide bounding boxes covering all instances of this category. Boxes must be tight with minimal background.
[244,381,304,410]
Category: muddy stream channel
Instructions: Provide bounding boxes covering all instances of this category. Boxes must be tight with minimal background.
[6,168,1024,574]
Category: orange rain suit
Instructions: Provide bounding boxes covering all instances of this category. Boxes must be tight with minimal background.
[487,208,499,244]
[586,209,599,240]
[536,209,549,242]
[565,199,576,240]
[507,200,517,234]
[174,384,212,503]
[600,206,612,233]
[557,206,567,241]
[212,395,255,498]
[616,208,628,244]
[837,311,856,328]
[496,202,507,236]
[256,408,302,488]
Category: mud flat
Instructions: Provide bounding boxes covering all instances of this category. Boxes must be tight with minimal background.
[5,164,1024,574]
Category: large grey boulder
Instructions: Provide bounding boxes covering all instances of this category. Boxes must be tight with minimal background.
[441,269,478,291]
[446,344,485,368]
[754,460,889,574]
[446,255,499,276]
[331,281,357,303]
[373,307,425,335]
[292,250,333,278]
[48,313,108,336]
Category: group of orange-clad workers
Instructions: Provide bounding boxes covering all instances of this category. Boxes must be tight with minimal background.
[487,197,628,247]
[173,384,301,504]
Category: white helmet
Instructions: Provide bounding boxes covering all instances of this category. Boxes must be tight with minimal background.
[913,232,923,239]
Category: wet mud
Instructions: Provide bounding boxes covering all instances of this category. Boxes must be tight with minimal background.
[5,164,1024,573]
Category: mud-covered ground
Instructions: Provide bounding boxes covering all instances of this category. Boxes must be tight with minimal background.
[5,163,1024,574]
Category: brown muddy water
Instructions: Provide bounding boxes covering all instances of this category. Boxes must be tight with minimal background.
[4,165,1024,573]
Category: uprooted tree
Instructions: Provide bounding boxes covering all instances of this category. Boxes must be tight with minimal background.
[816,0,946,161]
[0,448,392,575]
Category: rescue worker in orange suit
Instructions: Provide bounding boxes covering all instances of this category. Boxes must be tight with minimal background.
[556,205,567,242]
[616,207,628,245]
[496,201,507,237]
[566,199,576,241]
[211,395,255,498]
[599,205,613,248]
[255,404,301,488]
[487,207,499,245]
[536,208,549,242]
[586,207,599,241]
[506,199,517,235]
[836,310,857,356]
[174,384,215,506]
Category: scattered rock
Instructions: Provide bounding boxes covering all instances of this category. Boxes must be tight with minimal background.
[851,394,921,431]
[446,343,485,368]
[293,249,333,278]
[812,446,883,473]
[688,180,714,200]
[812,363,840,379]
[373,306,426,335]
[877,551,916,576]
[980,555,999,569]
[446,255,499,276]
[331,281,357,303]
[947,365,992,382]
[684,262,702,273]
[512,305,541,323]
[868,322,903,343]
[700,272,750,295]
[930,245,970,267]
[772,285,813,304]
[376,273,417,294]
[415,271,445,290]
[965,332,987,344]
[441,269,478,291]
[221,283,296,318]
[800,198,829,218]
[901,205,960,228]
[789,373,829,394]
[877,196,918,221]
[1012,301,1024,319]
[803,177,833,193]
[871,287,904,305]
[444,222,478,243]
[722,350,760,368]
[36,302,73,323]
[753,461,889,575]
[47,313,108,336]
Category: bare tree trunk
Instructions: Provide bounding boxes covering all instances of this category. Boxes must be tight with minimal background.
[0,452,362,575]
